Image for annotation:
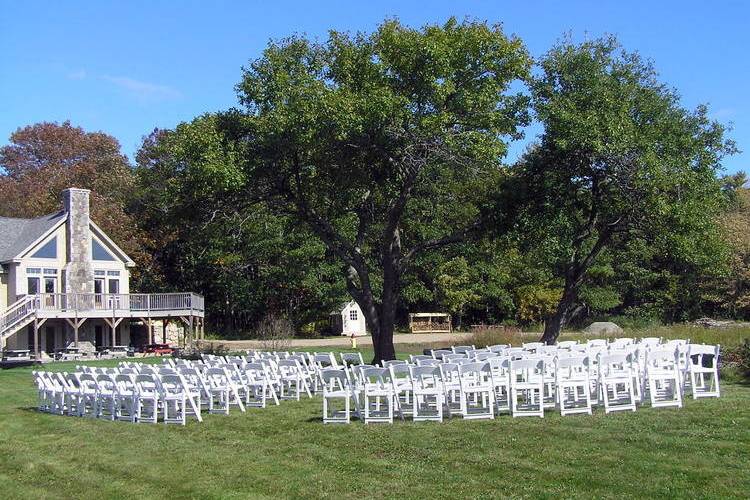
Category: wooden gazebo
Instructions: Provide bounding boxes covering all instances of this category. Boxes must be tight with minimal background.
[408,312,452,334]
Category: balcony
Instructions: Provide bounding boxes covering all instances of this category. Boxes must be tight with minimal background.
[33,292,205,319]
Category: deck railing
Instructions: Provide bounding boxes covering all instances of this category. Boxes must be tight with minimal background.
[34,292,205,314]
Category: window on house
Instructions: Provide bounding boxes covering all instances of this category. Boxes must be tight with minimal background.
[94,270,106,277]
[26,268,41,275]
[92,239,116,261]
[107,270,120,276]
[349,309,358,321]
[31,237,57,259]
[27,277,40,295]
[43,268,57,276]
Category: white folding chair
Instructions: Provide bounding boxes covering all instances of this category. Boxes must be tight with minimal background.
[114,374,139,422]
[509,358,545,418]
[95,374,119,420]
[488,356,511,414]
[409,365,445,422]
[321,369,351,424]
[278,359,312,400]
[76,373,99,418]
[361,367,396,424]
[687,344,721,399]
[439,363,462,418]
[555,356,592,416]
[158,374,203,425]
[458,362,495,420]
[645,348,683,408]
[598,353,637,413]
[134,374,160,423]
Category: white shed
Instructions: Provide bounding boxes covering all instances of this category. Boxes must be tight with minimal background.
[329,300,368,336]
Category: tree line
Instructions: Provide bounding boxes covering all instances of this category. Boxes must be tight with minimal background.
[1,19,746,362]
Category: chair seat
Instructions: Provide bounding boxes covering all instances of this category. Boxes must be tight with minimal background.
[325,390,350,398]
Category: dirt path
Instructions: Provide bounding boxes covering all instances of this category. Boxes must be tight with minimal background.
[199,331,477,350]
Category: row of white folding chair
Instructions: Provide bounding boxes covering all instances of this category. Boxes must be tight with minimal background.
[33,370,202,424]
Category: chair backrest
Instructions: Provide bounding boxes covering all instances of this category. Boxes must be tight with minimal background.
[509,358,545,381]
[610,338,634,348]
[598,353,631,375]
[361,367,392,390]
[382,359,407,368]
[320,368,348,391]
[458,362,492,384]
[646,347,678,370]
[313,352,337,368]
[409,365,442,389]
[555,355,589,380]
[522,342,544,352]
[639,337,662,347]
[452,345,475,354]
[688,344,720,369]
[416,358,440,366]
[114,374,135,392]
[206,367,231,386]
[586,339,607,348]
[557,340,578,349]
[444,354,467,363]
[159,373,185,394]
[473,351,497,362]
[244,362,270,382]
[278,359,303,376]
[95,373,117,392]
[488,355,510,371]
[77,372,98,391]
[340,352,364,367]
[538,345,559,357]
[431,349,452,361]
[135,373,159,394]
[488,344,510,353]
[409,355,433,363]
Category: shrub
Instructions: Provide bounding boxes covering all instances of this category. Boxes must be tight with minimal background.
[254,313,293,351]
[469,326,520,348]
[723,339,750,380]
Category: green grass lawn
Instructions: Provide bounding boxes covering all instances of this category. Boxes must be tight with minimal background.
[1,353,749,499]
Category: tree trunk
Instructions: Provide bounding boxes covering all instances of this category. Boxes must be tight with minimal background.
[372,320,397,365]
[540,286,577,345]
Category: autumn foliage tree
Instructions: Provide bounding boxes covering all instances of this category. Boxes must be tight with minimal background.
[0,121,154,285]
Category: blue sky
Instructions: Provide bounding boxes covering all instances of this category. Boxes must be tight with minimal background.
[1,1,748,173]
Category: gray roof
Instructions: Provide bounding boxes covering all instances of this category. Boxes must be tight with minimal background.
[0,211,66,263]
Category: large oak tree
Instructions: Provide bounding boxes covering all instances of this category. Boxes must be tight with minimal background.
[511,37,736,343]
[223,19,531,362]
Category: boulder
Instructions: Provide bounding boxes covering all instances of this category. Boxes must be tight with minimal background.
[582,321,624,336]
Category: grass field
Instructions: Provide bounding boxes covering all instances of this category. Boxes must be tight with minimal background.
[1,335,749,499]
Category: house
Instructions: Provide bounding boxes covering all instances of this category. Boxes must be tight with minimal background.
[0,188,205,359]
[329,300,368,336]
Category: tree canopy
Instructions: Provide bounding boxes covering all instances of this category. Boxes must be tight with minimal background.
[222,18,532,361]
[511,37,736,342]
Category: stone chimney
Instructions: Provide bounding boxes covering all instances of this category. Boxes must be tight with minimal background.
[62,188,94,294]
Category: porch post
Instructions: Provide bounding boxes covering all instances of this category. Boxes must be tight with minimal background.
[74,315,79,348]
[111,317,116,346]
[33,319,40,362]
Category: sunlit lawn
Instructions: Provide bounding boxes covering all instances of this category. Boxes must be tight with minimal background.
[1,349,749,499]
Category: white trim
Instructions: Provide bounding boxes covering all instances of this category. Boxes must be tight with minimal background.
[10,214,67,263]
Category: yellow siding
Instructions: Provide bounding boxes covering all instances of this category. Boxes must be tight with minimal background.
[0,272,8,312]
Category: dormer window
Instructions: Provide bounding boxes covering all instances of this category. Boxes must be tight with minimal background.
[92,238,116,261]
[31,237,57,259]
